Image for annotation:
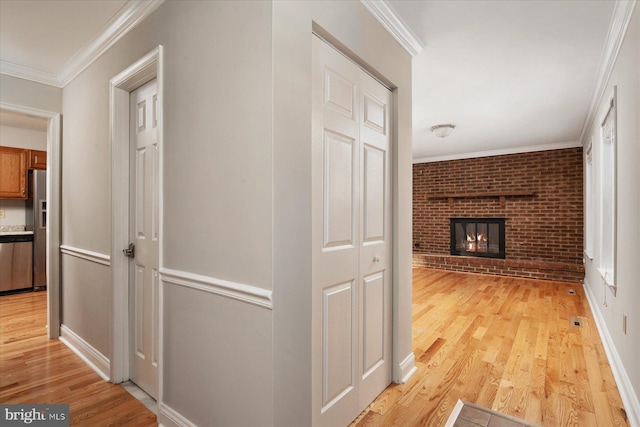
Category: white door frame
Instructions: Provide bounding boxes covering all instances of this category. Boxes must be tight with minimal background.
[109,46,164,387]
[0,102,61,340]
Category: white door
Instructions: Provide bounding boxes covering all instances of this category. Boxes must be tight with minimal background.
[128,79,159,399]
[312,36,392,427]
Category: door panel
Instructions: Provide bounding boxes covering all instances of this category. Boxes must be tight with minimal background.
[129,79,159,399]
[322,281,355,407]
[323,131,355,249]
[312,36,392,426]
[363,93,386,134]
[135,265,145,357]
[136,147,146,239]
[362,272,385,377]
[325,68,356,119]
[362,145,385,243]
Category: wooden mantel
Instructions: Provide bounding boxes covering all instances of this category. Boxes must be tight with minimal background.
[421,191,536,208]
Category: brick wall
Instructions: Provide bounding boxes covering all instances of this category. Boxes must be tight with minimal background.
[413,148,584,282]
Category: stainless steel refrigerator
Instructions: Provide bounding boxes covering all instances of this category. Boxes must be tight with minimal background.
[26,170,47,290]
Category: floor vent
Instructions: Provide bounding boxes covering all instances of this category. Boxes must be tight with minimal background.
[571,317,583,327]
[568,289,576,295]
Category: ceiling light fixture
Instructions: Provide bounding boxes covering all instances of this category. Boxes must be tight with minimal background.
[430,124,456,138]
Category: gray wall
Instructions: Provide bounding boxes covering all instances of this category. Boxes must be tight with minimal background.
[62,1,274,425]
[583,5,640,423]
[272,2,414,425]
[60,0,413,425]
[0,74,62,113]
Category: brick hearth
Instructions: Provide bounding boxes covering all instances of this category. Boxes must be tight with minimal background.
[413,148,584,282]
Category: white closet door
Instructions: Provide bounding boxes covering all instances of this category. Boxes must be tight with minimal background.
[312,35,392,427]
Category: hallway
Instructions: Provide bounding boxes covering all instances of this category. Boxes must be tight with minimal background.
[0,291,157,426]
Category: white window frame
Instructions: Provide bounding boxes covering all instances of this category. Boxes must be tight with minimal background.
[584,141,594,260]
[598,86,617,293]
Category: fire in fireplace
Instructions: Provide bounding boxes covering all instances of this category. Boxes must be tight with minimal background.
[450,218,505,259]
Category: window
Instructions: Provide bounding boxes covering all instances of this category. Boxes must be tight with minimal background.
[585,142,594,259]
[599,87,617,290]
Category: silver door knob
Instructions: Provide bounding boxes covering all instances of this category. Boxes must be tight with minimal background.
[373,256,380,263]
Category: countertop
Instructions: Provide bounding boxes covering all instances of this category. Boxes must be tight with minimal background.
[0,231,34,236]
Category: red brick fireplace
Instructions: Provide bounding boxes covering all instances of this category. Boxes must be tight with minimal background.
[413,147,584,282]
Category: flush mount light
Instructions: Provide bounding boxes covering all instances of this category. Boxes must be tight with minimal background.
[430,124,456,138]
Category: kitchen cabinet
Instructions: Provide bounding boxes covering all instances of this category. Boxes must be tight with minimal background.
[0,146,27,199]
[28,150,47,170]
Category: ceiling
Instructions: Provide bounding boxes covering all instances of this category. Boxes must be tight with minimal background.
[388,0,616,162]
[0,0,128,82]
[0,1,619,161]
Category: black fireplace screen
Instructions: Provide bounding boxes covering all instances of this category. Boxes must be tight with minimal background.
[450,218,505,259]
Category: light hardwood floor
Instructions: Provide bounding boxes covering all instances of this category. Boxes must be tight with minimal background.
[1,269,629,427]
[351,268,629,427]
[0,291,157,426]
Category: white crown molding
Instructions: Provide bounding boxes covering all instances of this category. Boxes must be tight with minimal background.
[583,280,640,426]
[360,0,425,57]
[160,268,273,310]
[579,0,637,143]
[58,0,165,87]
[60,244,111,266]
[0,61,60,87]
[0,0,164,88]
[413,140,582,163]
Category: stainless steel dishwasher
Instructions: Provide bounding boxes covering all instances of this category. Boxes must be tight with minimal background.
[0,234,33,294]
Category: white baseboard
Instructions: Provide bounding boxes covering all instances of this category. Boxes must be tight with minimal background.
[397,352,417,384]
[158,402,196,427]
[444,400,465,427]
[583,280,640,426]
[59,324,110,381]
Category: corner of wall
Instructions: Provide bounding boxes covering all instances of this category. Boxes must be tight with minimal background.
[59,324,110,381]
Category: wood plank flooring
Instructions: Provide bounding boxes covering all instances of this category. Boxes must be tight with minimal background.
[0,291,157,426]
[351,268,629,427]
[1,270,629,427]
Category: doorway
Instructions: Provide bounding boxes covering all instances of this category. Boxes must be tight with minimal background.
[109,47,163,403]
[0,103,62,340]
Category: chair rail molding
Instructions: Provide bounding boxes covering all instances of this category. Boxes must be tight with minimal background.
[160,268,273,310]
[60,245,110,266]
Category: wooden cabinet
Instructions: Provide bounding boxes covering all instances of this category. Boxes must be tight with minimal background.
[28,150,47,170]
[0,146,28,199]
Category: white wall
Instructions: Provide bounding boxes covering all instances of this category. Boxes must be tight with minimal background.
[0,125,47,228]
[583,5,640,424]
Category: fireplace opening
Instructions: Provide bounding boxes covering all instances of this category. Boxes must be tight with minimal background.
[450,218,505,259]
